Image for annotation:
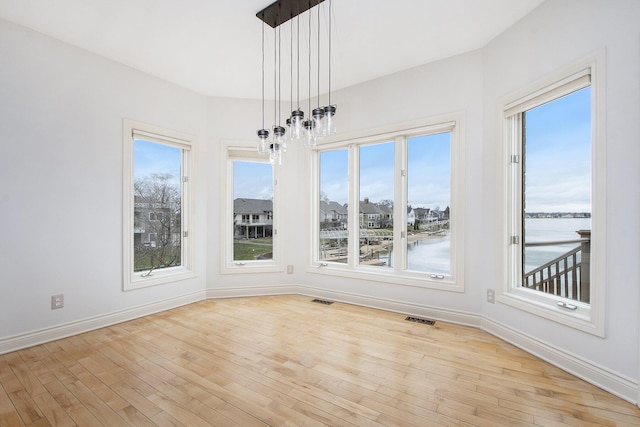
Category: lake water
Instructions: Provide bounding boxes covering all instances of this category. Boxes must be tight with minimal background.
[404,217,591,275]
[523,217,590,273]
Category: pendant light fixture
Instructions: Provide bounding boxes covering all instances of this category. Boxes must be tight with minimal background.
[290,13,304,142]
[257,13,270,154]
[322,0,336,136]
[311,2,324,139]
[270,25,285,165]
[302,1,316,148]
[256,0,337,162]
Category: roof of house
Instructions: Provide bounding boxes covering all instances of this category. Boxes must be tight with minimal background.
[234,198,273,214]
[320,201,348,215]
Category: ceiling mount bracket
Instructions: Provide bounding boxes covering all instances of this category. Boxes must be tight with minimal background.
[257,0,326,28]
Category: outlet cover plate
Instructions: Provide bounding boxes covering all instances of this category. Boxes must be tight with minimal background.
[51,294,64,310]
[487,289,495,304]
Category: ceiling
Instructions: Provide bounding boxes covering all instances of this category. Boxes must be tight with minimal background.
[0,0,544,99]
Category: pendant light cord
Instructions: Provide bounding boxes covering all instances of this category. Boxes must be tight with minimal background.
[290,15,293,115]
[308,2,312,116]
[278,26,281,125]
[317,2,321,107]
[297,14,300,110]
[261,18,265,130]
[328,0,332,107]
[273,25,277,128]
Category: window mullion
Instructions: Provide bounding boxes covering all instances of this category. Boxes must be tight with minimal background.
[394,135,406,271]
[349,144,359,268]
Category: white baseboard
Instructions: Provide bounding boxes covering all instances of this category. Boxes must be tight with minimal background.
[205,284,301,299]
[482,317,638,404]
[207,284,481,326]
[2,285,636,405]
[297,285,482,327]
[0,290,206,355]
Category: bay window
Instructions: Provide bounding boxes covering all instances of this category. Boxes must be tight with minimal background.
[312,117,464,291]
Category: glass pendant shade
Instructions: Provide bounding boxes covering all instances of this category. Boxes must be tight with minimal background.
[290,109,304,141]
[273,125,286,154]
[302,119,316,148]
[269,143,282,165]
[322,105,337,136]
[270,126,285,165]
[257,128,270,153]
[285,117,293,143]
[312,107,325,137]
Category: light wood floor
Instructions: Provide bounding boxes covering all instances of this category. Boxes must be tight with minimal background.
[2,295,640,426]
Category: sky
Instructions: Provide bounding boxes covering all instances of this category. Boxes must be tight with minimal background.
[234,161,273,200]
[318,132,451,209]
[524,86,591,213]
[134,139,181,186]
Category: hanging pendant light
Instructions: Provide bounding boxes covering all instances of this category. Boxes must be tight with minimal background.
[257,15,270,153]
[312,2,325,138]
[256,0,336,160]
[290,13,304,142]
[303,2,317,148]
[321,0,336,136]
[270,125,285,165]
[271,24,286,164]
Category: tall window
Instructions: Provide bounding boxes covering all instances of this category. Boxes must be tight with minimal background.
[359,141,394,268]
[313,118,464,291]
[233,161,273,261]
[502,57,605,336]
[319,149,348,264]
[407,132,451,275]
[522,87,591,301]
[223,144,281,273]
[123,120,194,290]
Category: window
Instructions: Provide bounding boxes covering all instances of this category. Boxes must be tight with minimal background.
[123,119,194,290]
[319,148,349,264]
[407,132,451,275]
[501,55,605,336]
[223,143,281,273]
[359,141,394,268]
[312,118,464,291]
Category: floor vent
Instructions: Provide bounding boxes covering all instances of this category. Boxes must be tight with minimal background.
[405,316,436,326]
[311,298,334,305]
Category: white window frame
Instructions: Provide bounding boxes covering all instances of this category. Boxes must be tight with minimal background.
[498,52,606,336]
[122,119,195,290]
[222,141,283,274]
[309,115,465,292]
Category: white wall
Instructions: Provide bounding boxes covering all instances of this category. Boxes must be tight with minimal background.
[0,18,208,341]
[2,0,639,404]
[482,0,640,385]
[207,50,486,317]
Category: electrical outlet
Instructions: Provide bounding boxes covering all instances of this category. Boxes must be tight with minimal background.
[287,265,294,274]
[486,289,495,304]
[51,294,64,310]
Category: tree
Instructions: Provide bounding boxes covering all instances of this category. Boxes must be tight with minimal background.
[133,173,181,273]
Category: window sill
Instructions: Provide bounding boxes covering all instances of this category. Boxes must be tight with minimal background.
[125,266,196,291]
[497,288,604,337]
[307,263,464,292]
[221,262,284,275]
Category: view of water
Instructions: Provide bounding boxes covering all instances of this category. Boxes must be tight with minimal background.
[523,217,590,273]
[407,237,450,274]
[402,217,591,275]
